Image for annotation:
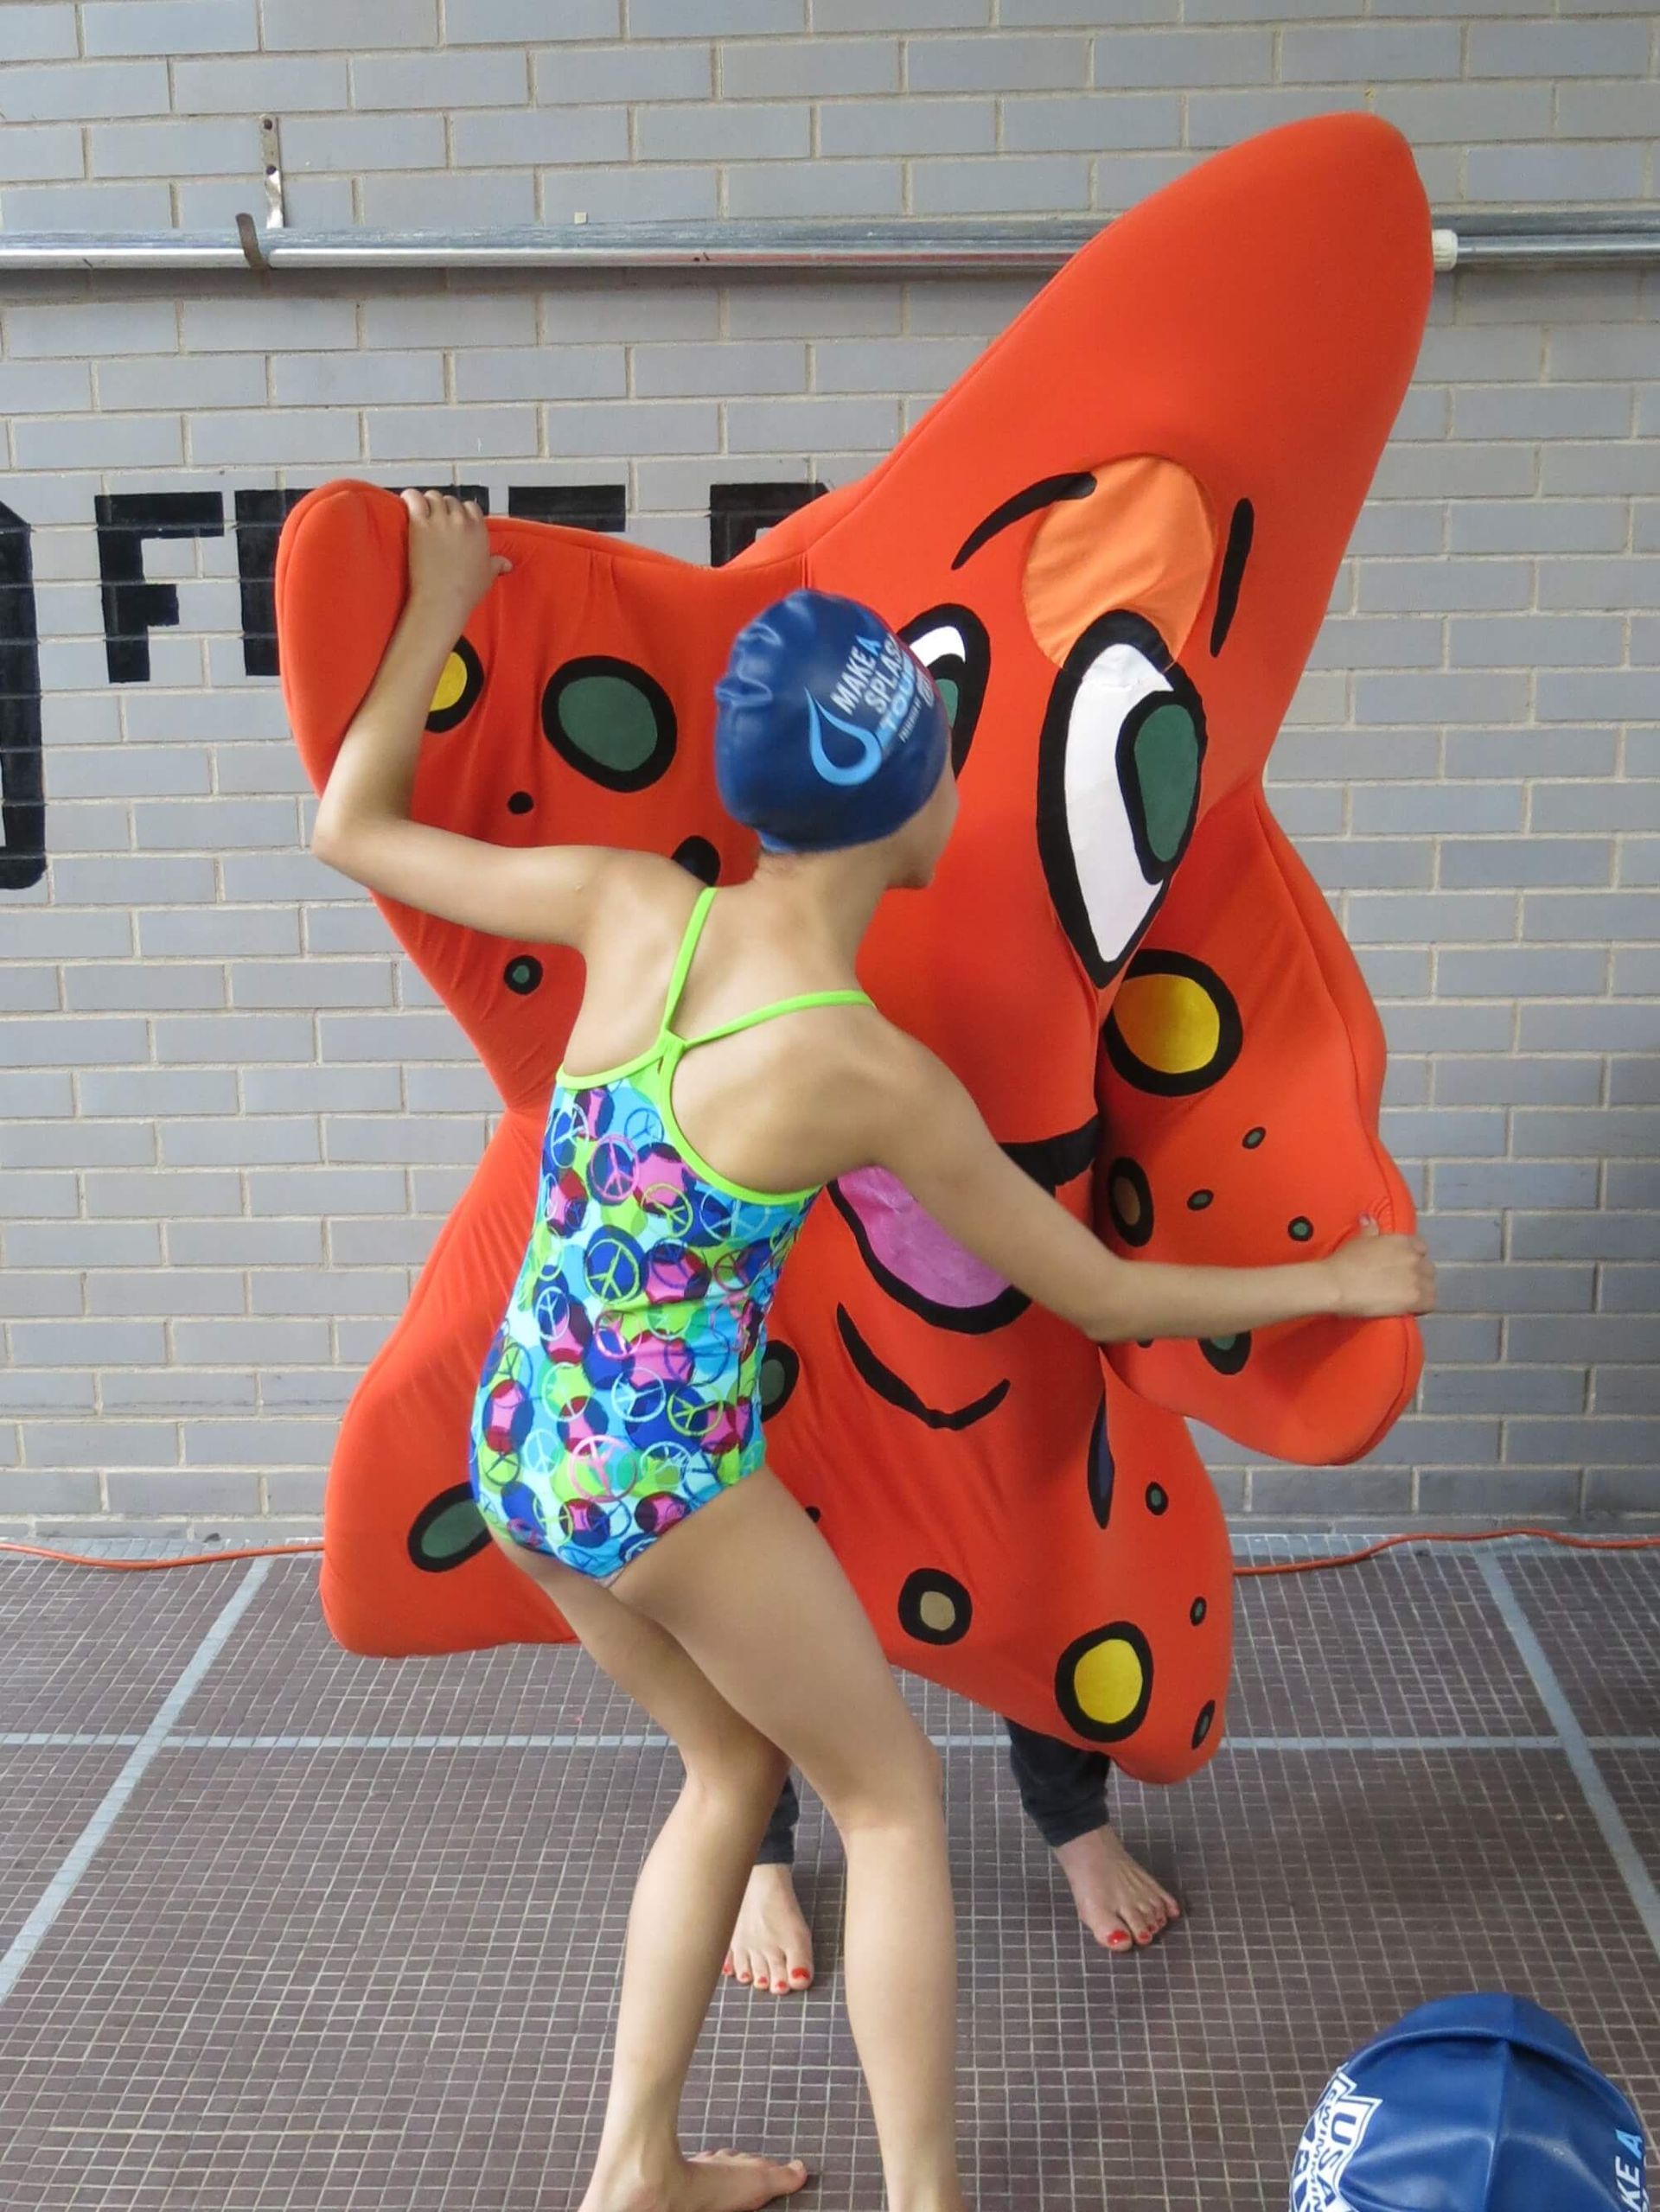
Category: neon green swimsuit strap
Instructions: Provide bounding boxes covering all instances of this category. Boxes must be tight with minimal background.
[680,986,873,1052]
[661,883,873,1050]
[658,884,719,1041]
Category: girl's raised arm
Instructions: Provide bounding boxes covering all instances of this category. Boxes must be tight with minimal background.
[310,490,635,948]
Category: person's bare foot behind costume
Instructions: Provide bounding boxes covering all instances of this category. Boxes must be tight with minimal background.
[725,1865,817,1994]
[726,1724,1182,1990]
[1053,1826,1180,1954]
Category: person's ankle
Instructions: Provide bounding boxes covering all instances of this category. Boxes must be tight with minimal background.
[886,2182,967,2212]
[586,2135,680,2212]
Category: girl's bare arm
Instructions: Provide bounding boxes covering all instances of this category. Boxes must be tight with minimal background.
[310,490,646,947]
[864,1033,1434,1345]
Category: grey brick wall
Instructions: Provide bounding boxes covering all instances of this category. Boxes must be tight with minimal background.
[1,6,1657,1534]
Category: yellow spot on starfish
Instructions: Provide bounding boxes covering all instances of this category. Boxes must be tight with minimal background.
[1113,968,1221,1079]
[1070,1634,1147,1729]
[430,650,469,717]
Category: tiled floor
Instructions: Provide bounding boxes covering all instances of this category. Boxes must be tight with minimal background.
[0,1540,1655,2211]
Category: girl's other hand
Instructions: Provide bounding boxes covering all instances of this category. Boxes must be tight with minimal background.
[401,488,512,620]
[1325,1216,1436,1319]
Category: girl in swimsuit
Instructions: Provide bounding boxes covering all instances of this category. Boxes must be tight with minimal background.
[311,492,1435,2212]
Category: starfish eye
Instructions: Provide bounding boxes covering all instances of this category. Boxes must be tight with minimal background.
[1037,610,1207,988]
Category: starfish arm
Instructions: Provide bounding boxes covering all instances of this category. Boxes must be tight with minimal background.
[1095,786,1421,1464]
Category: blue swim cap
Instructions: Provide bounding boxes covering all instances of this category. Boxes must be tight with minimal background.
[1292,1994,1648,2212]
[714,590,950,854]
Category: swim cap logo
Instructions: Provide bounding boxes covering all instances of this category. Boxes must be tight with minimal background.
[1616,2130,1648,2212]
[806,692,884,787]
[808,631,924,788]
[1289,2071,1381,2212]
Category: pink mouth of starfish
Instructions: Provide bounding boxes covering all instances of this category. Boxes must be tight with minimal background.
[833,1167,1011,1308]
[827,1115,1100,1334]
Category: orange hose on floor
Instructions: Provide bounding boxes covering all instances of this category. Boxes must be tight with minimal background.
[1233,1526,1660,1577]
[0,1539,324,1570]
[1,1527,1657,1577]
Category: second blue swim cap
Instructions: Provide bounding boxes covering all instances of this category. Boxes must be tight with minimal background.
[714,590,950,854]
[1291,1993,1647,2212]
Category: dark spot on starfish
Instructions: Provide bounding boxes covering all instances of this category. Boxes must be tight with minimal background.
[1107,1156,1154,1249]
[672,834,720,884]
[898,1568,974,1648]
[1200,1332,1251,1377]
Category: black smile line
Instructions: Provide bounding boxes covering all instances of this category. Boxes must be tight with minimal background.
[1003,1113,1100,1189]
[835,1305,1012,1431]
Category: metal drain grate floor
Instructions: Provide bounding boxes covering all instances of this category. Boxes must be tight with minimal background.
[0,1542,1655,2212]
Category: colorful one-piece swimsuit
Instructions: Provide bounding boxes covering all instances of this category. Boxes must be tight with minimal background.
[469,885,872,1584]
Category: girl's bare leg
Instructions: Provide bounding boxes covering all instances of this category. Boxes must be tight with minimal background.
[494,1535,808,2212]
[622,1472,964,2212]
[498,1466,965,2212]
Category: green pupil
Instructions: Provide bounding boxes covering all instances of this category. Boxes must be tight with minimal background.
[1132,700,1200,865]
[418,1495,486,1563]
[935,674,961,727]
[558,673,661,775]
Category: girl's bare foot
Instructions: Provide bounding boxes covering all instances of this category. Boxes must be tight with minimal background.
[1052,1826,1181,1953]
[722,1864,815,1995]
[685,2152,810,2212]
[584,2150,809,2212]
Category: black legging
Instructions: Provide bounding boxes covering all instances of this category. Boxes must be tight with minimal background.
[755,1718,1111,1865]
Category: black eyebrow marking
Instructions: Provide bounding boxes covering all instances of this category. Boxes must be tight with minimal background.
[950,470,1096,572]
[1208,496,1255,656]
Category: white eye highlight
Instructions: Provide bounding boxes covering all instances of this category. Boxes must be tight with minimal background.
[908,620,967,666]
[899,602,989,774]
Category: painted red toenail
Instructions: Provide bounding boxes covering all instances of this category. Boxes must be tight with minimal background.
[791,1970,810,1981]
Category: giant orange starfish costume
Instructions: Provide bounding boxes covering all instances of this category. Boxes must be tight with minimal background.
[278,115,1432,1784]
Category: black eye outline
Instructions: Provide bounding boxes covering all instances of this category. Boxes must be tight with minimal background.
[1035,608,1208,990]
[898,603,989,775]
[541,654,677,793]
[425,636,485,734]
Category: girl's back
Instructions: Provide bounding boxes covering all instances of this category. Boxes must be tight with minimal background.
[565,862,886,1209]
[471,872,878,1580]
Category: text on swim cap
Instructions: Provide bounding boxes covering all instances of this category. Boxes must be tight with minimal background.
[810,631,935,789]
[1289,2071,1380,2212]
[1616,2130,1647,2212]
